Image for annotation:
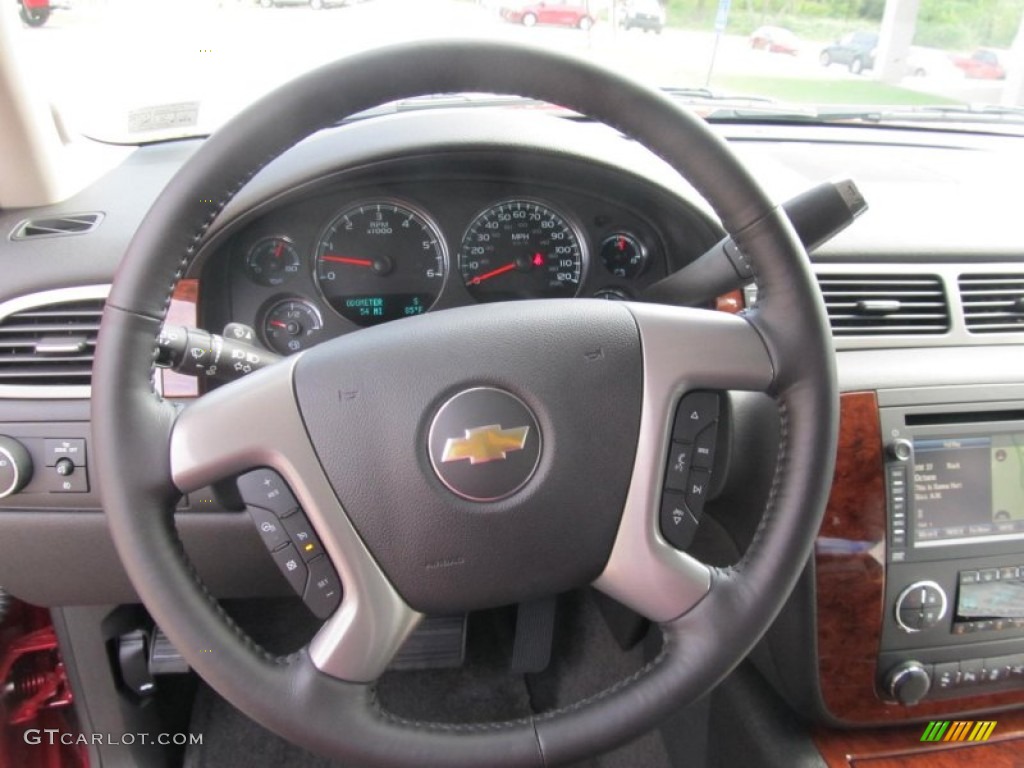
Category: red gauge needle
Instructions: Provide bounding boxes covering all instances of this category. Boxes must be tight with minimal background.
[321,254,375,268]
[269,320,288,329]
[273,242,285,259]
[468,262,517,285]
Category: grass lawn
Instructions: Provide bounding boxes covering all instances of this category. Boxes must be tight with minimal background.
[713,76,964,106]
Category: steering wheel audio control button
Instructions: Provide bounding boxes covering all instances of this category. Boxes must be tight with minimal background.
[660,391,722,550]
[660,494,700,550]
[271,544,309,596]
[248,506,290,552]
[664,443,692,492]
[673,392,720,443]
[303,556,343,619]
[692,425,717,470]
[237,468,299,517]
[685,468,711,515]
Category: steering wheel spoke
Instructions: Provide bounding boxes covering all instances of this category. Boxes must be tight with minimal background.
[169,358,422,682]
[594,303,774,622]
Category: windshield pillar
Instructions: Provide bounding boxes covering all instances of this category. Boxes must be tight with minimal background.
[1003,15,1024,107]
[874,0,919,84]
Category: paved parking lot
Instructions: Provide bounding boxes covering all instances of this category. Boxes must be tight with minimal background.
[10,0,1005,139]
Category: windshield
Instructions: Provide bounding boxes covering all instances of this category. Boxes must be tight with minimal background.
[9,0,1024,141]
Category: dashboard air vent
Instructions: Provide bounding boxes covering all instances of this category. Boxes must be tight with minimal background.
[959,274,1024,334]
[10,212,103,240]
[0,290,107,391]
[816,274,949,336]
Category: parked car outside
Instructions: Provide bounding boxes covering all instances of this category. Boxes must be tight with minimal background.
[500,1,595,30]
[16,0,66,27]
[905,46,962,78]
[749,25,800,55]
[952,48,1007,79]
[820,30,878,74]
[619,0,664,34]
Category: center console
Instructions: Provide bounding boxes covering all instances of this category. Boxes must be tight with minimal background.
[878,397,1024,705]
[809,388,1024,726]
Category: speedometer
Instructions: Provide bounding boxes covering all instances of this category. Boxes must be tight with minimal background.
[458,200,585,302]
[314,200,447,327]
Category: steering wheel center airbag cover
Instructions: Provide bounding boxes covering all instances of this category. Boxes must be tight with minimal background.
[428,387,542,502]
[292,300,642,614]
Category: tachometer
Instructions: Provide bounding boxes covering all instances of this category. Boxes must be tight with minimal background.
[458,200,585,302]
[314,200,447,327]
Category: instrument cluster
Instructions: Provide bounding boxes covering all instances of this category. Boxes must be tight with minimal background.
[212,176,705,356]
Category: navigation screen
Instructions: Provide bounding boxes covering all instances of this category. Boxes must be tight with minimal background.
[913,434,1024,547]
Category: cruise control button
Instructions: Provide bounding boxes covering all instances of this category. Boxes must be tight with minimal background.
[282,512,324,561]
[271,544,308,596]
[660,493,699,550]
[303,556,342,619]
[237,469,298,517]
[692,424,717,469]
[673,392,719,443]
[664,442,692,492]
[248,506,290,552]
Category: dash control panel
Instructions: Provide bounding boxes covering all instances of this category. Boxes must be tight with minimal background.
[660,391,721,550]
[236,468,342,619]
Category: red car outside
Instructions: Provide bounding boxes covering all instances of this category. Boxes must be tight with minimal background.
[749,26,801,56]
[952,49,1006,80]
[500,2,595,31]
[17,0,55,26]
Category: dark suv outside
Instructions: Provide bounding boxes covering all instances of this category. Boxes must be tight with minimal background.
[820,30,878,74]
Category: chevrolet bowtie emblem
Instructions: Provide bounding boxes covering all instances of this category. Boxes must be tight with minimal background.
[441,424,530,465]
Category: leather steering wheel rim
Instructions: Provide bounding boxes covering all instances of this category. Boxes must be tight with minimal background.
[93,40,837,767]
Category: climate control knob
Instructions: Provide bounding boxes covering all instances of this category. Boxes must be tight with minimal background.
[0,436,32,498]
[885,661,931,706]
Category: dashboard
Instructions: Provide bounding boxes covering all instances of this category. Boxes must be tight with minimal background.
[1,105,1024,767]
[198,148,719,356]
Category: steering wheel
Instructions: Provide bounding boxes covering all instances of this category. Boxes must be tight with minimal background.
[93,41,837,767]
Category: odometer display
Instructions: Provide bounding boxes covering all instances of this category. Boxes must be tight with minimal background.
[314,200,447,327]
[459,200,585,302]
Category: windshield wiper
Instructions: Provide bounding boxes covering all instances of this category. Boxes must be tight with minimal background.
[861,104,1024,125]
[659,86,776,105]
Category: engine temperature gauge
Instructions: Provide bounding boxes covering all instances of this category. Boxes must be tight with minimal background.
[599,233,648,279]
[261,299,323,355]
[245,237,301,287]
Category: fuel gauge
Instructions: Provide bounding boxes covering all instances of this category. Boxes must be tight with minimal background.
[261,299,323,355]
[599,233,648,280]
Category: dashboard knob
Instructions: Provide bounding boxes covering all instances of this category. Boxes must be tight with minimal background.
[894,580,947,633]
[885,661,931,706]
[0,436,32,498]
[888,438,913,462]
